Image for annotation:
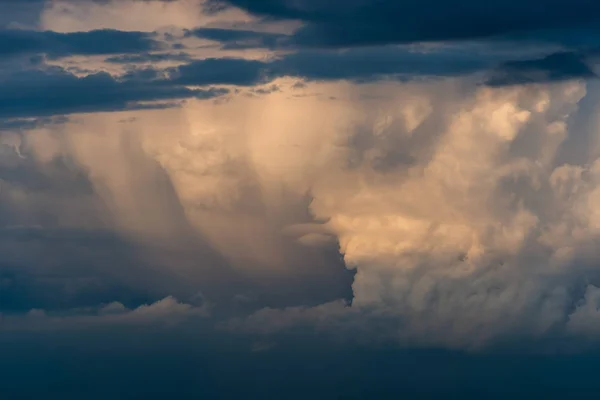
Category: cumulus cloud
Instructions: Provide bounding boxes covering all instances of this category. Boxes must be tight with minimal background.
[8,68,600,350]
[6,0,600,357]
[192,78,600,350]
[5,61,600,352]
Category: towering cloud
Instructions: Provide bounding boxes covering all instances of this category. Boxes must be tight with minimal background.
[3,0,600,355]
[221,78,600,349]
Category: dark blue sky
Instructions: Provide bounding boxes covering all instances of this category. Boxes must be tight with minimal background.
[4,332,600,399]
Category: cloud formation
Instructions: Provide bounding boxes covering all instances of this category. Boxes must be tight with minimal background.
[212,0,600,47]
[212,78,600,349]
[0,29,161,58]
[0,67,228,118]
[5,0,600,360]
[0,295,209,333]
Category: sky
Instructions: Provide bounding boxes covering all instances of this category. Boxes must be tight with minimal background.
[4,0,600,398]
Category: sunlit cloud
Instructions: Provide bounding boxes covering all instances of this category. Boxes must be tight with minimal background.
[4,0,600,363]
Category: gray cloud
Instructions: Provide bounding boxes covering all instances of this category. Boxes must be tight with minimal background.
[211,0,600,48]
[187,27,288,49]
[0,123,354,317]
[0,295,209,333]
[0,66,227,118]
[3,0,600,367]
[0,28,594,124]
[167,57,271,86]
[0,47,594,133]
[0,29,162,58]
[486,51,597,86]
[105,52,191,64]
[270,46,496,82]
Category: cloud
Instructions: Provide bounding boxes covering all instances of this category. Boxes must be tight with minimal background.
[0,100,355,319]
[105,52,191,64]
[0,66,227,118]
[0,296,209,332]
[187,27,288,49]
[162,46,597,88]
[487,51,597,86]
[5,63,600,353]
[39,0,253,33]
[212,0,600,47]
[171,77,600,350]
[270,46,496,82]
[0,48,591,124]
[1,13,592,125]
[0,29,162,58]
[0,116,69,132]
[167,57,270,86]
[5,0,600,359]
[8,78,600,350]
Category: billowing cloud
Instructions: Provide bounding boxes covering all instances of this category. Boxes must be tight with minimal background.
[200,78,600,350]
[3,75,600,352]
[7,2,600,399]
[0,95,355,320]
[5,0,600,368]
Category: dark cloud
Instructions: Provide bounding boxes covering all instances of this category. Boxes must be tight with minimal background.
[105,52,191,64]
[271,46,599,84]
[0,1,43,29]
[187,27,288,49]
[167,57,271,86]
[0,230,160,313]
[5,1,600,398]
[251,84,280,95]
[0,67,227,118]
[0,29,162,58]
[0,49,592,122]
[0,211,351,317]
[211,0,600,48]
[178,31,506,81]
[0,116,69,132]
[271,46,495,82]
[486,51,597,86]
[0,135,354,314]
[166,46,591,86]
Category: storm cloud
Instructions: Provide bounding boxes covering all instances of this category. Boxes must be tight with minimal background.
[211,0,600,47]
[5,1,600,398]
